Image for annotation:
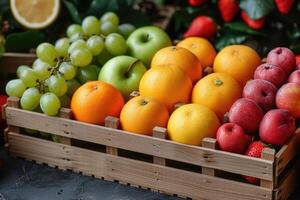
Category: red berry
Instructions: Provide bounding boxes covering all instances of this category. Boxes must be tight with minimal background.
[218,0,240,22]
[275,0,294,15]
[241,11,265,30]
[296,55,300,70]
[184,16,217,39]
[188,0,207,6]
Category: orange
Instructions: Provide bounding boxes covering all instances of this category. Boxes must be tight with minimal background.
[177,37,217,68]
[71,81,124,125]
[151,46,202,83]
[120,96,169,136]
[213,45,261,86]
[192,73,242,121]
[139,67,193,112]
[168,104,220,146]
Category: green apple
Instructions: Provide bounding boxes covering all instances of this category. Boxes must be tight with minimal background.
[126,26,172,68]
[98,56,147,99]
[76,65,100,84]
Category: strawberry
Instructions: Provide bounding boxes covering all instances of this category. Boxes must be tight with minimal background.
[296,55,300,70]
[184,16,217,39]
[244,141,265,184]
[218,0,240,22]
[241,11,265,30]
[275,0,294,15]
[188,0,207,6]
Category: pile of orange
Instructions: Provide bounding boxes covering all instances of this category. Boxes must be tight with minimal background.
[71,37,261,146]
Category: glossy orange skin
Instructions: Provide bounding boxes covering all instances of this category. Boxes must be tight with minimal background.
[213,45,261,87]
[71,81,125,125]
[177,37,217,68]
[120,96,169,136]
[192,73,242,121]
[151,46,202,83]
[139,67,193,112]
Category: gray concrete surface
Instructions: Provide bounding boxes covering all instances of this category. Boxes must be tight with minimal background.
[0,148,299,200]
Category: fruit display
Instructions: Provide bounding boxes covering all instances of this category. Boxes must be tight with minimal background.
[3,6,300,187]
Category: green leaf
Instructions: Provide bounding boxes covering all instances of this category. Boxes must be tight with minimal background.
[87,0,119,17]
[224,22,266,36]
[215,34,248,50]
[5,31,45,52]
[240,0,274,19]
[63,0,81,24]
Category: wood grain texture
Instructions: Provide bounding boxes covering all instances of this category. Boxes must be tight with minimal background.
[7,132,273,200]
[5,107,274,180]
[7,97,20,133]
[274,162,298,200]
[0,53,36,73]
[260,148,276,189]
[202,138,217,176]
[153,127,167,166]
[275,132,300,177]
[105,116,119,156]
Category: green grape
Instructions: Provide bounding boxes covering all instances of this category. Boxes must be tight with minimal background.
[90,64,101,74]
[70,49,93,67]
[58,62,77,80]
[96,48,113,66]
[59,95,71,108]
[32,59,52,80]
[66,79,80,96]
[66,24,83,37]
[105,33,127,56]
[47,75,68,97]
[100,22,117,36]
[100,12,119,25]
[20,68,38,87]
[36,43,58,64]
[118,24,136,39]
[40,93,61,116]
[87,35,104,56]
[82,16,100,36]
[55,38,70,57]
[16,65,31,78]
[5,79,26,97]
[68,39,87,54]
[20,88,41,111]
[76,65,99,84]
[69,33,83,42]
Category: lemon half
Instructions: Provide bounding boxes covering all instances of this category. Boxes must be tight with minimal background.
[10,0,60,29]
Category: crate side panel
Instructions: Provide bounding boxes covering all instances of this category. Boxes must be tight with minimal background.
[6,107,273,180]
[7,132,273,200]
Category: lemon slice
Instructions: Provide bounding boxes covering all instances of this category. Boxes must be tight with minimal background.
[10,0,60,29]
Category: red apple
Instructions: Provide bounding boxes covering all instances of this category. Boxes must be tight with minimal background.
[276,83,300,118]
[243,79,277,112]
[296,55,300,70]
[288,70,300,86]
[216,123,252,154]
[266,47,296,75]
[254,63,287,88]
[229,98,263,133]
[259,109,295,145]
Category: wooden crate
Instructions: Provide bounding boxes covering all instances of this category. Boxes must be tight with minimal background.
[0,53,36,93]
[3,96,299,200]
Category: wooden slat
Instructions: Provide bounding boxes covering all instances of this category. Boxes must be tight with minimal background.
[0,53,36,73]
[153,127,167,166]
[7,132,273,200]
[275,132,300,177]
[58,108,72,145]
[105,116,119,156]
[7,97,20,133]
[202,138,217,176]
[5,107,274,180]
[260,148,275,189]
[274,162,298,200]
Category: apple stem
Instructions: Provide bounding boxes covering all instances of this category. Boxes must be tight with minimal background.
[126,59,140,77]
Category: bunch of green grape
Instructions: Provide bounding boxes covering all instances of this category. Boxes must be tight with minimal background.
[5,12,136,116]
